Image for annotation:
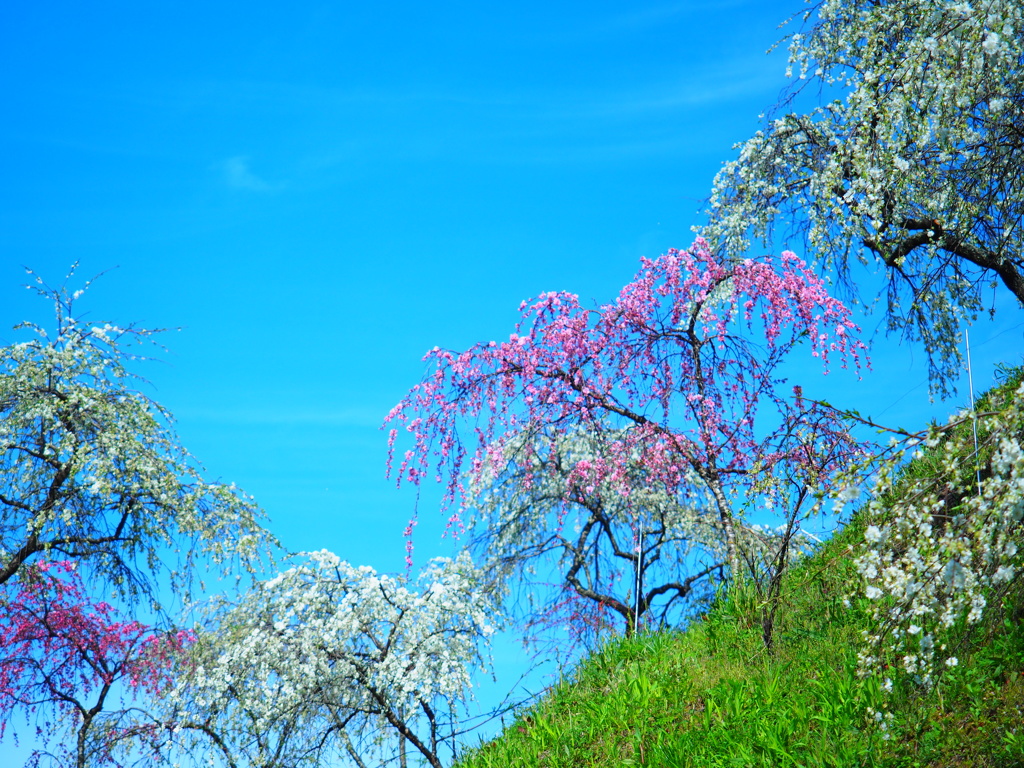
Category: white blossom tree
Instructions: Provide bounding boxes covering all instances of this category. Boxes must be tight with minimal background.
[701,0,1024,393]
[0,267,275,609]
[143,550,500,768]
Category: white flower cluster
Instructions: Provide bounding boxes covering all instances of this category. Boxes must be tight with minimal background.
[853,381,1024,687]
[159,550,499,767]
[700,0,1024,394]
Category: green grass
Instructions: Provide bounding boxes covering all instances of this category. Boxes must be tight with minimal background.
[458,367,1024,768]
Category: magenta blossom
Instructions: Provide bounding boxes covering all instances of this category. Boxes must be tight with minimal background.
[0,560,194,765]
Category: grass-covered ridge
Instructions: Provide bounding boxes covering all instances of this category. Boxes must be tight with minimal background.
[458,368,1024,768]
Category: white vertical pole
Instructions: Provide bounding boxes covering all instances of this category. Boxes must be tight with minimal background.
[634,519,643,635]
[966,330,982,497]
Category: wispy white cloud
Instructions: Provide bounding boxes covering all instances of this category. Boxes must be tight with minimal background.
[222,156,273,191]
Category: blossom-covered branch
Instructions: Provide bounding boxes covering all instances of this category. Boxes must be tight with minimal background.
[463,424,728,644]
[0,266,276,609]
[0,560,193,768]
[853,371,1024,688]
[701,0,1024,394]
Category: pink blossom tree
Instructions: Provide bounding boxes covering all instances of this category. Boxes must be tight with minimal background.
[386,238,868,643]
[0,560,193,768]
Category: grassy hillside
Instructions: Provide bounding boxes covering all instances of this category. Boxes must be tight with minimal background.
[458,369,1024,768]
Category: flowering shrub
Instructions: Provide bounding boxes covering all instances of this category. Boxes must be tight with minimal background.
[854,370,1024,687]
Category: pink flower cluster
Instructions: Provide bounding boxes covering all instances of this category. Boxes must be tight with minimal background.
[386,239,867,525]
[0,560,194,738]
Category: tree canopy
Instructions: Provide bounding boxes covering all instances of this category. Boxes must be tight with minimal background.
[387,241,867,642]
[144,550,499,768]
[0,560,191,768]
[701,0,1024,393]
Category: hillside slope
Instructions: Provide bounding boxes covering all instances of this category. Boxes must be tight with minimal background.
[458,368,1024,768]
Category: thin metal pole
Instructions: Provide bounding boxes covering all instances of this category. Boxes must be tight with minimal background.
[634,519,643,634]
[966,330,982,497]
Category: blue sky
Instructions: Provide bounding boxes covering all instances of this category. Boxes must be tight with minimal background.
[2,0,1022,761]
